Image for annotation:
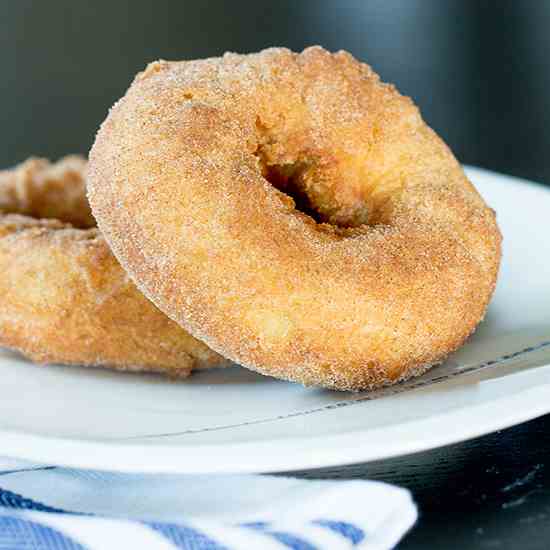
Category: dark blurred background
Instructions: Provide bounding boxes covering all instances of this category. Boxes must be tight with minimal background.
[1,0,549,184]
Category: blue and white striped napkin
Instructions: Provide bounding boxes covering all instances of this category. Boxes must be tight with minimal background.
[0,457,416,549]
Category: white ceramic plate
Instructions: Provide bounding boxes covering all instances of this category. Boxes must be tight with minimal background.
[1,166,549,474]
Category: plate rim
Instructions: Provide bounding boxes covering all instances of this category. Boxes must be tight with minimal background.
[2,375,550,473]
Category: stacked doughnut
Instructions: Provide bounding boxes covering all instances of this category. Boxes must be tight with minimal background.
[4,47,502,391]
[0,156,225,376]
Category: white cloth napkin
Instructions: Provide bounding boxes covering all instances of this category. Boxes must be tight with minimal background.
[0,457,416,550]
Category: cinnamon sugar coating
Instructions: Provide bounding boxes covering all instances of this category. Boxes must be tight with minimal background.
[0,156,225,375]
[88,47,501,390]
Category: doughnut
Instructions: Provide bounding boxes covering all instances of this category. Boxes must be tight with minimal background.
[88,46,502,391]
[0,156,225,376]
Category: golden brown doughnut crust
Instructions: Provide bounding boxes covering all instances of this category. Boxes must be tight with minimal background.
[88,46,501,391]
[0,156,225,375]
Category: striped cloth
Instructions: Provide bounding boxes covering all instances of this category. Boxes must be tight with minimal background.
[0,457,417,550]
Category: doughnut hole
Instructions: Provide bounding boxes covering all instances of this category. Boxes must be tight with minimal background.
[252,116,405,230]
[0,156,96,229]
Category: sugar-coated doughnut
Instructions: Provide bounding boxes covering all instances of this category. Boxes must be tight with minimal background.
[88,47,501,390]
[0,156,225,375]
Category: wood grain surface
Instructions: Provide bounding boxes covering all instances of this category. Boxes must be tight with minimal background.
[294,414,550,549]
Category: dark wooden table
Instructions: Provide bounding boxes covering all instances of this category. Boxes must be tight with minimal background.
[297,414,550,549]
